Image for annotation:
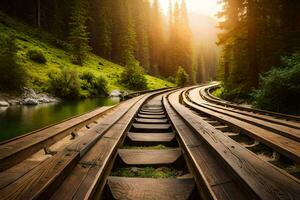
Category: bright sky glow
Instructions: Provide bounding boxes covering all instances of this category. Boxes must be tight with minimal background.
[157,0,222,18]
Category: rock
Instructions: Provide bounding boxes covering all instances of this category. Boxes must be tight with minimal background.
[8,100,20,106]
[130,167,140,174]
[0,101,9,107]
[37,93,58,104]
[110,90,122,97]
[23,98,39,105]
[22,87,37,99]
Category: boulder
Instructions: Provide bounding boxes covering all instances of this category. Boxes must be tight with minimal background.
[23,98,39,105]
[0,101,9,107]
[37,93,58,104]
[110,90,122,97]
[22,87,37,99]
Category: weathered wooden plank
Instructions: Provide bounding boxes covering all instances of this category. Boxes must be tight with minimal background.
[107,177,195,200]
[0,150,79,200]
[127,132,175,142]
[141,108,164,112]
[0,106,113,171]
[118,149,182,165]
[135,118,168,124]
[138,114,166,119]
[131,123,171,132]
[139,111,165,115]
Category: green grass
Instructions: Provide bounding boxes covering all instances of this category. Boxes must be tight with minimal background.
[0,12,174,95]
[111,167,179,178]
[121,145,170,150]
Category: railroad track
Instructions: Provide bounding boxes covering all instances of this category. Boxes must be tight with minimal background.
[0,85,299,199]
[183,84,300,179]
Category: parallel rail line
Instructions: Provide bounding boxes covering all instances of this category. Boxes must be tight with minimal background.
[0,85,299,199]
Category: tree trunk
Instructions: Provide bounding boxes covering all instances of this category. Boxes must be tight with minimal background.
[224,62,229,82]
[37,0,41,27]
[247,0,258,88]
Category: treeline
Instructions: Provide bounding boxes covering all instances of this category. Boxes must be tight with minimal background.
[0,0,194,81]
[217,0,300,112]
[218,0,300,94]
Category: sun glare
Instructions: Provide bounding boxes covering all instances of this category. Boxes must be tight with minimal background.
[157,0,222,18]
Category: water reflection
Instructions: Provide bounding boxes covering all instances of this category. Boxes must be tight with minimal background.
[0,97,120,142]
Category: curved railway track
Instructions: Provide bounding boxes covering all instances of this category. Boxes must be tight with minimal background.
[0,85,299,200]
[183,84,300,179]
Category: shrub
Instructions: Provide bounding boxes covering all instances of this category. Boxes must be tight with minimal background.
[93,76,108,96]
[48,67,80,99]
[175,66,189,87]
[80,71,108,96]
[0,34,26,92]
[27,49,47,63]
[252,53,300,113]
[120,61,147,90]
[166,76,176,84]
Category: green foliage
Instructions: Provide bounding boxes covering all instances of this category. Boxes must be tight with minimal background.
[175,66,189,87]
[212,87,224,98]
[69,0,91,65]
[0,34,26,91]
[166,76,176,84]
[27,49,47,63]
[80,71,108,97]
[252,53,300,113]
[48,67,80,99]
[120,60,148,90]
[111,167,178,178]
[0,12,174,96]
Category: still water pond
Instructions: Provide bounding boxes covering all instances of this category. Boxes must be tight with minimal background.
[0,97,120,142]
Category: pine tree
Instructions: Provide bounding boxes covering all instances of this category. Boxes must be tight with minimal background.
[119,0,137,66]
[96,0,112,58]
[134,0,150,71]
[69,0,91,66]
[167,0,193,80]
[149,0,165,74]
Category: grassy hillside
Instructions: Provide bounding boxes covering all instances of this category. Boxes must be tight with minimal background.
[0,12,174,96]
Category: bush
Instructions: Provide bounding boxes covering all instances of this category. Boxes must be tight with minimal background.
[0,34,26,92]
[80,71,108,96]
[120,61,147,90]
[27,49,47,63]
[252,53,300,113]
[175,66,189,87]
[166,76,176,84]
[94,76,108,96]
[48,67,80,99]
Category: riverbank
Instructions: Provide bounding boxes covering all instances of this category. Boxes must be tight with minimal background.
[0,87,59,107]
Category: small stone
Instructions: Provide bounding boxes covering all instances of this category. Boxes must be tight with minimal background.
[130,167,140,173]
[0,101,9,107]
